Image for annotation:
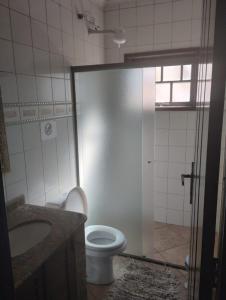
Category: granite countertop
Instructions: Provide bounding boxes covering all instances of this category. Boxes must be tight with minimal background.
[7,204,86,289]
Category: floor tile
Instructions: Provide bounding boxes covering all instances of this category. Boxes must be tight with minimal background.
[152,221,190,266]
[159,244,189,266]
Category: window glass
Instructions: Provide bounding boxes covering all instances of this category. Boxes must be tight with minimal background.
[156,83,170,102]
[172,82,191,102]
[156,67,161,82]
[183,65,192,80]
[163,65,181,81]
[155,63,194,106]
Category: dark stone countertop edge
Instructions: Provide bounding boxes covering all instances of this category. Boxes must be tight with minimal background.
[7,204,86,289]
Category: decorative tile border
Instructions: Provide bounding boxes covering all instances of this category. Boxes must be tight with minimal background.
[54,104,67,116]
[4,107,20,122]
[38,105,54,118]
[20,106,39,121]
[3,102,73,125]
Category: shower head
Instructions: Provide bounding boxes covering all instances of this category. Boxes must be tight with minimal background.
[78,13,127,48]
[112,29,127,48]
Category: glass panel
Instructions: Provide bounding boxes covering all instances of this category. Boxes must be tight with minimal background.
[163,65,181,81]
[155,67,161,82]
[172,82,191,102]
[75,68,154,256]
[183,64,192,80]
[199,80,212,103]
[156,83,170,102]
[206,63,213,80]
[199,63,213,80]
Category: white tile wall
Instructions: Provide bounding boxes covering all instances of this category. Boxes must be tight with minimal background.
[6,125,23,154]
[0,39,14,72]
[11,10,32,46]
[42,139,58,194]
[0,5,11,39]
[31,19,49,51]
[29,0,46,23]
[25,147,45,204]
[9,0,29,15]
[5,153,26,185]
[0,73,18,103]
[17,75,37,102]
[104,0,202,63]
[14,44,34,74]
[154,111,196,226]
[33,48,51,77]
[1,0,105,206]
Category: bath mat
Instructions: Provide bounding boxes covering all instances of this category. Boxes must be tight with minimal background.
[104,258,181,300]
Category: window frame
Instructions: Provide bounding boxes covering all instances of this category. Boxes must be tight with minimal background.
[155,63,197,108]
[124,48,200,111]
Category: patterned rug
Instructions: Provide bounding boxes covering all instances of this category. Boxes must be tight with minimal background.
[104,258,181,300]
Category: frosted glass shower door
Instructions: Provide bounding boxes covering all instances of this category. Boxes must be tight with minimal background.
[75,68,153,256]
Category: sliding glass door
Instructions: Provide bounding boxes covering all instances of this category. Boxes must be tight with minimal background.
[73,67,155,256]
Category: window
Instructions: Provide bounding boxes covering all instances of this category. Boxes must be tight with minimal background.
[125,48,214,110]
[197,63,212,104]
[124,48,210,110]
[155,64,193,107]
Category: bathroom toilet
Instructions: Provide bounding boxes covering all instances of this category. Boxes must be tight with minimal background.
[46,187,127,285]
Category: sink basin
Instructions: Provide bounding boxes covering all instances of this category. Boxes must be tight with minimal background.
[9,221,51,258]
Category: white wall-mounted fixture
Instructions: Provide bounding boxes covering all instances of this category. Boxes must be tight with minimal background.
[41,120,57,141]
[77,13,127,48]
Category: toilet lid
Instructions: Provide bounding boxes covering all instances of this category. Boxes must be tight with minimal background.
[85,225,126,251]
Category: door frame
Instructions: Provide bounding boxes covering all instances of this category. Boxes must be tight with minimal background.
[70,10,226,291]
[196,0,226,298]
[0,167,14,299]
[216,139,226,298]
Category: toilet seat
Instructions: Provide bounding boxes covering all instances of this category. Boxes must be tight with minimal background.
[85,225,126,252]
[45,187,127,284]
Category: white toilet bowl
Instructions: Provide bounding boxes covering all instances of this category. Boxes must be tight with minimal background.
[46,187,127,285]
[85,225,127,284]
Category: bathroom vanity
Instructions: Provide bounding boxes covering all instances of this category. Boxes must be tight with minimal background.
[7,204,87,300]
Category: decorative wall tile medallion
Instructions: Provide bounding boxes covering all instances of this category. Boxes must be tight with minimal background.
[41,120,57,141]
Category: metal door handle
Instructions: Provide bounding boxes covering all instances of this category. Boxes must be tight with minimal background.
[181,162,195,204]
[181,174,193,186]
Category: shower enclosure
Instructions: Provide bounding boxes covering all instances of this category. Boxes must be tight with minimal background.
[72,66,155,257]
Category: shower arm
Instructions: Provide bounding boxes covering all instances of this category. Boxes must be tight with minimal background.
[88,28,116,35]
[77,13,117,35]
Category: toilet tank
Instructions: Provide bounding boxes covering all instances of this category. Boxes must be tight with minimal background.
[65,187,88,215]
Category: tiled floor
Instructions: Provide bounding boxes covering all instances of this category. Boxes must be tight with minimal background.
[152,222,190,266]
[87,256,188,300]
[152,222,220,266]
